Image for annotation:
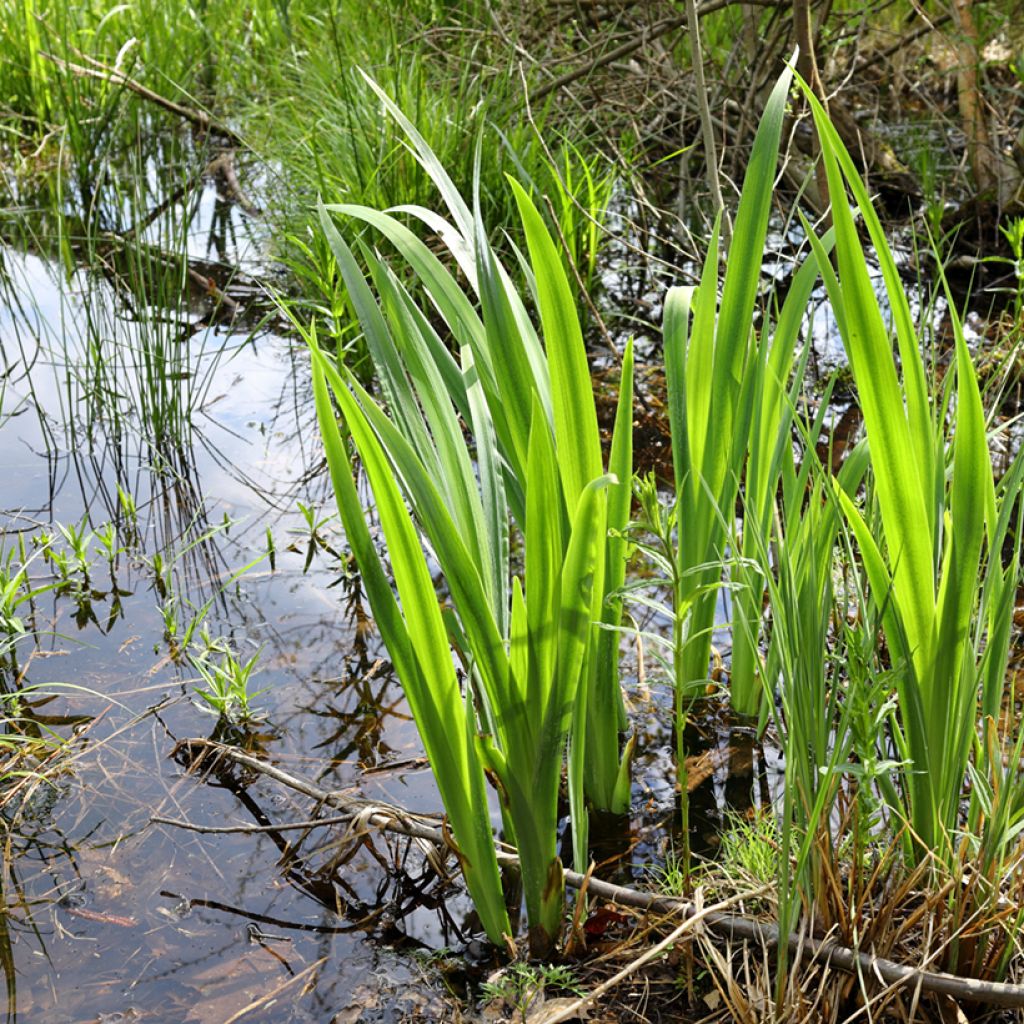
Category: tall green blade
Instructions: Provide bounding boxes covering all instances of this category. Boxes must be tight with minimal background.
[587,339,635,811]
[309,340,510,944]
[509,179,602,510]
[800,82,935,671]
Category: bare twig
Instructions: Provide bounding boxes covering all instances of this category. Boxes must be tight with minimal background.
[850,11,952,71]
[40,52,243,147]
[172,739,456,845]
[170,738,1024,1008]
[151,813,356,834]
[206,150,261,217]
[528,0,781,105]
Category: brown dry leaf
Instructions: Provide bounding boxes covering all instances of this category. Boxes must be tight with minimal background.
[684,746,732,792]
[525,996,591,1023]
[703,989,722,1010]
[118,634,141,653]
[478,997,509,1023]
[147,652,175,677]
[76,846,132,898]
[937,995,969,1024]
[336,984,381,1019]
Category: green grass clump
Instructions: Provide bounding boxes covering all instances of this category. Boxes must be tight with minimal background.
[190,646,267,724]
[305,64,1024,987]
[717,811,780,884]
[0,0,287,129]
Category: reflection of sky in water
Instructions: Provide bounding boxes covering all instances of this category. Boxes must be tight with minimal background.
[0,237,313,525]
[0,184,470,1022]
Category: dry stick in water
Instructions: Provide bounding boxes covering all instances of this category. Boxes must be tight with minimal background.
[166,739,1024,1009]
[151,814,358,834]
[221,956,328,1024]
[206,150,261,217]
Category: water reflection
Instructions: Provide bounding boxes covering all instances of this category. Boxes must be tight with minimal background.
[0,124,461,1021]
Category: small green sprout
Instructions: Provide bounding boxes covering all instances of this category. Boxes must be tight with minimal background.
[480,962,584,1022]
[190,646,268,724]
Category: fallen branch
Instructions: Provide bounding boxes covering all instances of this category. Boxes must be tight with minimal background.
[168,738,467,849]
[89,230,246,323]
[167,738,1024,1009]
[40,52,243,147]
[151,813,356,834]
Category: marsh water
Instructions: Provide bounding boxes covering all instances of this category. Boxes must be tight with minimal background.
[0,140,487,1020]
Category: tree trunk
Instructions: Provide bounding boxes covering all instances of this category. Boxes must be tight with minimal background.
[951,0,998,196]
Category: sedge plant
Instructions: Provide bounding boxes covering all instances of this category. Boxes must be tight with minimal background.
[534,140,617,297]
[305,141,633,951]
[308,318,511,949]
[308,315,613,956]
[726,225,836,719]
[797,73,1024,889]
[661,62,798,730]
[755,404,870,999]
[317,71,636,824]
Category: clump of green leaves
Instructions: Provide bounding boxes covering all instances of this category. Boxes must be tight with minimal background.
[661,62,812,729]
[480,962,584,1022]
[717,811,780,884]
[190,645,267,724]
[304,71,639,957]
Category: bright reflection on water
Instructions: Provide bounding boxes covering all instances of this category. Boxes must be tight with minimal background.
[0,176,467,1023]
